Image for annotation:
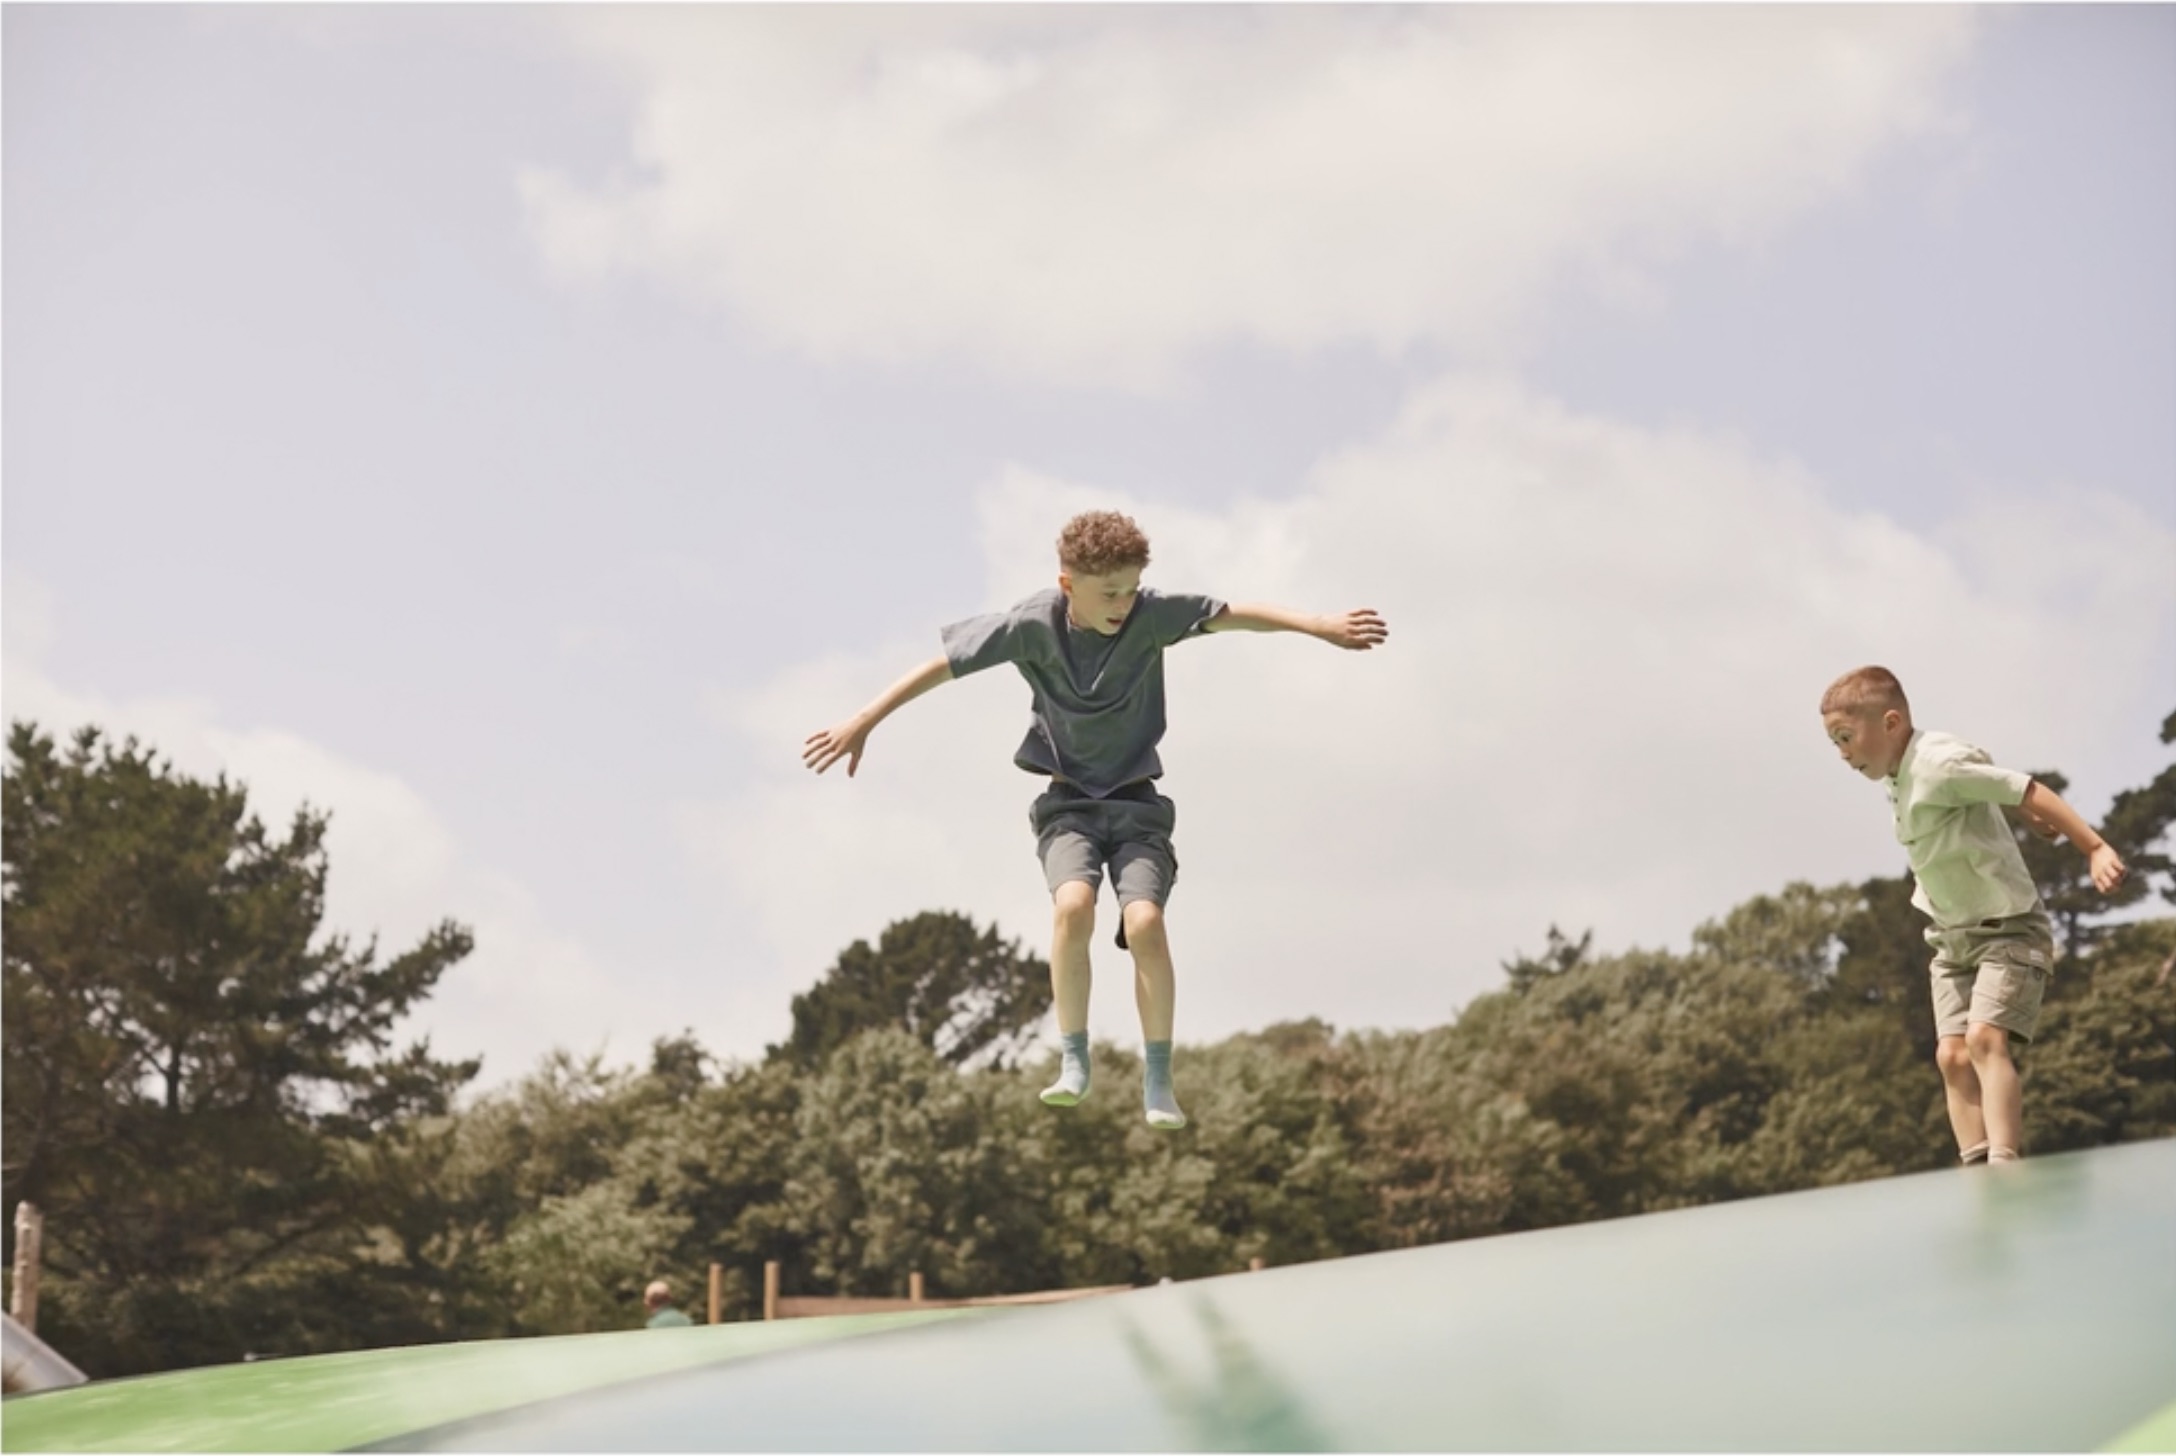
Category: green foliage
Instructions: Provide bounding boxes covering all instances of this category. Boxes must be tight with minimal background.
[1734,1008,1945,1188]
[1337,1026,1546,1248]
[2007,714,2175,955]
[2098,707,2176,907]
[2,722,477,1375]
[661,1056,807,1319]
[1692,881,1863,984]
[1021,1021,1370,1284]
[487,1181,691,1336]
[8,709,2172,1376]
[2008,770,2108,958]
[1499,925,1591,994]
[372,1042,754,1338]
[778,911,1054,1069]
[785,1028,1052,1297]
[1451,949,1807,1218]
[2023,919,2176,1154]
[1829,873,1940,1052]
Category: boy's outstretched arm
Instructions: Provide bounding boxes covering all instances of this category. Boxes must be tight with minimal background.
[2021,779,2130,892]
[1204,604,1388,650]
[802,654,953,777]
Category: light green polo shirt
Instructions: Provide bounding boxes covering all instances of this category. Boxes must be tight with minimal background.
[1887,729,2042,929]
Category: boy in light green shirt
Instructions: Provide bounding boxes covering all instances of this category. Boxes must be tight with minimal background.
[1820,666,2128,1165]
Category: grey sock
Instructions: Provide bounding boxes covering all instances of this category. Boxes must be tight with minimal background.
[1143,1039,1185,1129]
[1040,1031,1091,1106]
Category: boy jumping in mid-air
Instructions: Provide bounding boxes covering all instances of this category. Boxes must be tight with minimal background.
[1819,666,2127,1166]
[804,510,1387,1129]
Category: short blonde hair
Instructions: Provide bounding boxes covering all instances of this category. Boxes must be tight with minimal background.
[1057,511,1150,577]
[1820,666,1910,718]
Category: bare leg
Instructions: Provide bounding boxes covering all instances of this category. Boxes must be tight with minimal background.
[1123,900,1175,1042]
[1050,880,1096,1035]
[1935,1035,1986,1154]
[1040,881,1098,1107]
[1123,901,1185,1129]
[1966,1022,2024,1158]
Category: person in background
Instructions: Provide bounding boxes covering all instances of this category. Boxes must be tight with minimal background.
[643,1279,693,1329]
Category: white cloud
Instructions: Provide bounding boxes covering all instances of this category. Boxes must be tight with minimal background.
[685,375,2175,1054]
[524,6,1977,387]
[1,583,626,1092]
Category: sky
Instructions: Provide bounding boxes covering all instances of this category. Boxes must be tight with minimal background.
[5,4,2172,1090]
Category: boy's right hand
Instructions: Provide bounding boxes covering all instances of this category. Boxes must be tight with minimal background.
[1320,608,1389,651]
[803,716,872,777]
[2088,843,2129,894]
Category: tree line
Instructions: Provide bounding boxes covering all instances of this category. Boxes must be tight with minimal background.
[5,715,2171,1377]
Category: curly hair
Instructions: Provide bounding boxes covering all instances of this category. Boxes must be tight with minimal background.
[1056,511,1151,577]
[1820,665,1910,718]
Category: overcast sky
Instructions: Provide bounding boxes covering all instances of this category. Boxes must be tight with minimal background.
[6,4,2172,1088]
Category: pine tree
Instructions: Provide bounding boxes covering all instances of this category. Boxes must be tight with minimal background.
[2,722,477,1373]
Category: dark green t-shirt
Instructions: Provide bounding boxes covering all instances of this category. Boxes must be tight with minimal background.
[941,586,1226,797]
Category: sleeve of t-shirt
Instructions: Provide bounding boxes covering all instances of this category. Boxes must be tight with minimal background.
[1921,742,2033,807]
[940,600,1041,679]
[1145,590,1228,648]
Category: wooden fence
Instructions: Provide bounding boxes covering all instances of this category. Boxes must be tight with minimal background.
[4,1201,87,1393]
[10,1203,42,1334]
[748,1256,1267,1321]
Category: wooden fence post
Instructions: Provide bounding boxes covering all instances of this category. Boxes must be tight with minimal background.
[909,1271,925,1305]
[763,1260,780,1322]
[708,1262,723,1325]
[11,1202,43,1333]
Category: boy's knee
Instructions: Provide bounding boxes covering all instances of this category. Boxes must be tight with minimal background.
[1121,898,1167,947]
[1052,881,1097,939]
[1934,1037,1975,1078]
[1964,1022,2011,1062]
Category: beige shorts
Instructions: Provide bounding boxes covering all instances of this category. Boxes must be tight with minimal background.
[1926,910,2054,1043]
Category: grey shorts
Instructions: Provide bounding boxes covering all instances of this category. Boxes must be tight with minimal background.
[1926,909,2055,1043]
[1029,779,1178,910]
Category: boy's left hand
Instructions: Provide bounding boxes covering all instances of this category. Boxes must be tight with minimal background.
[1320,608,1389,651]
[2088,843,2129,894]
